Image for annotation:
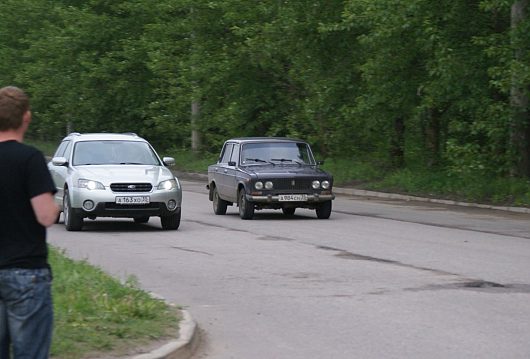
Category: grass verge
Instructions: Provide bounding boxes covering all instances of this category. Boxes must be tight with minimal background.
[50,247,180,359]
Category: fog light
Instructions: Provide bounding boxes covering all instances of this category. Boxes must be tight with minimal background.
[83,200,95,211]
[167,199,177,210]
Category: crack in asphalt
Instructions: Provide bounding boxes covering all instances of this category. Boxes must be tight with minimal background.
[171,246,213,256]
[333,210,530,240]
[317,245,530,294]
[317,245,459,277]
[405,281,530,294]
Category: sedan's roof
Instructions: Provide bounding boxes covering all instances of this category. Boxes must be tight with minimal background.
[226,137,306,144]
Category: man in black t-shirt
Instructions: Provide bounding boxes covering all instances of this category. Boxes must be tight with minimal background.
[0,86,59,359]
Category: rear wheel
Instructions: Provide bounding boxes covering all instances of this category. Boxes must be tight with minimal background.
[134,216,150,224]
[238,188,254,220]
[315,201,332,219]
[63,190,83,231]
[282,207,296,216]
[212,187,228,215]
[161,210,181,230]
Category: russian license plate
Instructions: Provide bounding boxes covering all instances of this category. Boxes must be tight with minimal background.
[279,194,307,202]
[115,196,150,205]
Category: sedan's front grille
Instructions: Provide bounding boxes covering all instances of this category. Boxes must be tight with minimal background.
[110,183,153,193]
[270,178,313,191]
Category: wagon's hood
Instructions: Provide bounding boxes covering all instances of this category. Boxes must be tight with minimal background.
[75,165,174,185]
[243,165,330,178]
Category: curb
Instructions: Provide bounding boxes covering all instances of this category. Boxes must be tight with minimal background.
[132,309,199,359]
[175,170,530,215]
[333,187,530,214]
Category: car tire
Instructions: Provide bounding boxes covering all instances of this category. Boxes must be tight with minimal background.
[282,207,296,216]
[63,190,83,231]
[315,200,332,219]
[161,210,181,230]
[212,187,228,215]
[134,216,150,224]
[238,188,254,220]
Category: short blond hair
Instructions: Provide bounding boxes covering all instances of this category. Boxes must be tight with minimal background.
[0,86,30,131]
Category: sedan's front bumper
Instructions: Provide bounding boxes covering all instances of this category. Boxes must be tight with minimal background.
[246,193,335,203]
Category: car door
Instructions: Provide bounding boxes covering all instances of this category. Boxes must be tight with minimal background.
[48,140,72,207]
[214,143,234,200]
[226,143,240,202]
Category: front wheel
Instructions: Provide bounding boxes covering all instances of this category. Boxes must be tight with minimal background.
[212,187,228,215]
[161,210,181,230]
[315,200,332,219]
[63,190,83,231]
[238,188,254,220]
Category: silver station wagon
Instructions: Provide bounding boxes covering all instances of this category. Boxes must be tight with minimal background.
[207,137,335,219]
[48,133,182,231]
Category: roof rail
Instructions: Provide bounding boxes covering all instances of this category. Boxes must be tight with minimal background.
[68,132,81,136]
[122,132,138,137]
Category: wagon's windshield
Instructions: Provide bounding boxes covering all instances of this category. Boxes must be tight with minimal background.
[240,142,315,166]
[72,140,160,166]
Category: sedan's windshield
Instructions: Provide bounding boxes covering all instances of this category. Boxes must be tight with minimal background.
[240,142,315,166]
[72,140,160,166]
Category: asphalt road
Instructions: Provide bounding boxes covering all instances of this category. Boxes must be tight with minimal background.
[48,180,530,359]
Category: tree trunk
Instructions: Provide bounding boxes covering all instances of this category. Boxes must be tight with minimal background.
[191,100,201,152]
[425,108,441,168]
[510,0,530,176]
[390,117,405,168]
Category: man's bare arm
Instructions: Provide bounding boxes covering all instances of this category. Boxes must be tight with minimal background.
[31,192,59,227]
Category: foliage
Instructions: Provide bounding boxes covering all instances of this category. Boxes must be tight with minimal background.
[2,0,530,186]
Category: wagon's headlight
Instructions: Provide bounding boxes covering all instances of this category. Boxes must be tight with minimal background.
[78,179,105,190]
[158,179,178,190]
[255,181,264,190]
[312,180,321,189]
[321,180,330,189]
[265,181,273,190]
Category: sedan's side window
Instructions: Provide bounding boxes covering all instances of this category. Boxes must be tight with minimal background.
[230,144,240,165]
[220,143,234,164]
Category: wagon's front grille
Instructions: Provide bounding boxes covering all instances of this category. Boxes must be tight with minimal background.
[110,183,152,192]
[269,178,313,191]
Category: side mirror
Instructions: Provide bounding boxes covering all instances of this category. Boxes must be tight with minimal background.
[52,156,68,166]
[163,157,175,167]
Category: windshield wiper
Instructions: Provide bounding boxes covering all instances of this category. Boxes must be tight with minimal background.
[245,158,275,165]
[271,158,304,166]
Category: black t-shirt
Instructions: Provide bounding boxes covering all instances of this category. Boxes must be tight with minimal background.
[0,140,56,269]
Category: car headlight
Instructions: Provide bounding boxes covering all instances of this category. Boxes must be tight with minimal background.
[255,181,264,190]
[321,180,330,189]
[158,179,178,191]
[312,180,321,189]
[78,179,105,190]
[265,181,273,190]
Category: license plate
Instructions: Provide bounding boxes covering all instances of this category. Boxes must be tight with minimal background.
[279,194,307,202]
[115,196,150,205]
